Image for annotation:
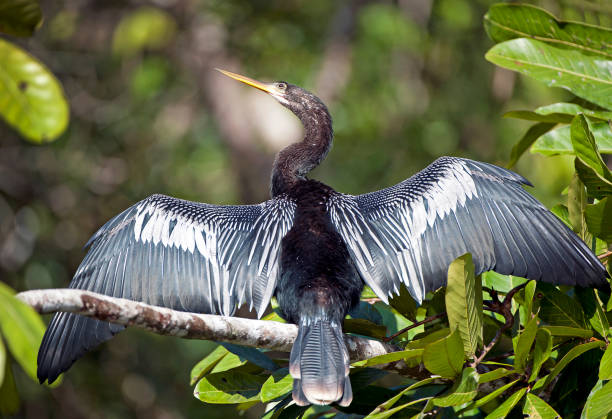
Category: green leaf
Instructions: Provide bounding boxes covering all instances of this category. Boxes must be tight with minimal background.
[568,173,589,239]
[599,344,612,380]
[190,345,229,385]
[388,285,418,322]
[433,367,479,407]
[572,115,612,181]
[513,316,538,372]
[575,157,612,200]
[484,388,526,419]
[0,361,19,415]
[422,329,464,378]
[550,204,572,229]
[532,123,612,156]
[365,397,431,419]
[485,38,612,110]
[478,368,514,383]
[0,38,69,143]
[523,393,561,419]
[530,328,552,382]
[194,371,266,404]
[445,254,483,357]
[0,0,42,37]
[260,368,292,403]
[536,103,612,121]
[540,326,593,338]
[481,272,528,293]
[484,4,612,59]
[504,111,569,124]
[367,377,438,415]
[538,284,587,328]
[112,7,177,57]
[576,288,610,340]
[524,280,536,320]
[0,282,45,382]
[508,122,557,167]
[543,340,605,387]
[473,380,519,408]
[586,198,612,242]
[210,352,247,374]
[352,349,423,368]
[220,343,278,372]
[581,380,612,419]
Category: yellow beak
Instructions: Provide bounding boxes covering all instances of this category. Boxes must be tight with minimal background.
[216,68,274,94]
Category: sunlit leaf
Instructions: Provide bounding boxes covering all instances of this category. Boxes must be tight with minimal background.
[433,367,479,407]
[543,340,605,387]
[190,345,229,385]
[0,38,69,143]
[484,4,612,59]
[536,102,612,121]
[485,38,612,109]
[112,7,176,57]
[365,397,431,419]
[504,111,569,124]
[523,393,561,419]
[530,328,552,382]
[581,380,612,419]
[585,198,612,242]
[531,123,612,156]
[507,122,557,167]
[260,368,292,403]
[210,352,247,374]
[445,254,483,357]
[194,371,266,404]
[599,342,612,380]
[478,368,514,383]
[422,329,464,378]
[540,326,593,338]
[513,316,538,372]
[484,388,526,419]
[0,0,42,37]
[572,115,612,180]
[0,282,45,382]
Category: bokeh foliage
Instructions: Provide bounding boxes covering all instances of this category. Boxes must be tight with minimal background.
[1,0,612,418]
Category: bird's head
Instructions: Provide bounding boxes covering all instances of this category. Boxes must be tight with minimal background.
[216,68,327,117]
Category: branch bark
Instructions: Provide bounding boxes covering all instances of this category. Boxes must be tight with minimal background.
[17,289,431,377]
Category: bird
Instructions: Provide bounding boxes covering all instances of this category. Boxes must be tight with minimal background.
[37,69,608,407]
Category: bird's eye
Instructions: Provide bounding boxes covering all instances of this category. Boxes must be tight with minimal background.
[276,82,287,91]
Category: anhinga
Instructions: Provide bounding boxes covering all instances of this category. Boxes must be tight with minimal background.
[38,69,608,407]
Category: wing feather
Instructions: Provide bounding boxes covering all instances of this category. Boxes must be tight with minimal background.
[329,157,607,303]
[38,193,295,383]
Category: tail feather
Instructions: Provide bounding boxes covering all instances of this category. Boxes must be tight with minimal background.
[289,318,352,406]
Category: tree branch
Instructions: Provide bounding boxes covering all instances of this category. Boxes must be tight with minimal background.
[17,289,427,374]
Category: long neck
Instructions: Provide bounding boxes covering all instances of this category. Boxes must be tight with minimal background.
[271,104,333,197]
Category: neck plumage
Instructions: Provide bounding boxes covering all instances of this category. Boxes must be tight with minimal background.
[271,104,333,197]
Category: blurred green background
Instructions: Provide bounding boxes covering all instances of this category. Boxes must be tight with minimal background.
[1,0,610,417]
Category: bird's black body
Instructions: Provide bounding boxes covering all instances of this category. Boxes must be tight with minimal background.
[276,180,362,405]
[276,180,363,325]
[37,69,610,408]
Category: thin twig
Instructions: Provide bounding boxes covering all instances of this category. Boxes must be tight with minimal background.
[383,312,447,342]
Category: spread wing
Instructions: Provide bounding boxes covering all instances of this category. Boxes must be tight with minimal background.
[329,157,607,303]
[38,194,295,383]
